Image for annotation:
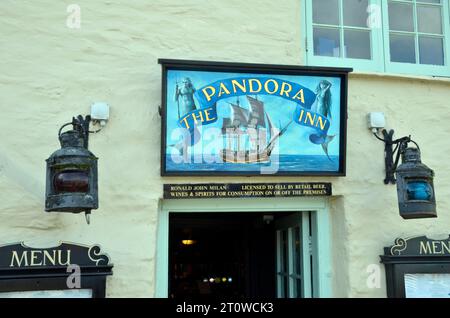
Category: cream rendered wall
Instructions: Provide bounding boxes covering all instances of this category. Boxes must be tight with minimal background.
[0,0,449,297]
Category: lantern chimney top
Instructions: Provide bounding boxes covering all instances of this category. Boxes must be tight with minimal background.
[402,147,421,163]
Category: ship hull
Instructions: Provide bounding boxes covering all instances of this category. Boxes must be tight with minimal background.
[221,149,270,164]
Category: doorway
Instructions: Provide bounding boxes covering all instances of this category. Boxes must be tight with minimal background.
[168,211,312,298]
[156,197,332,298]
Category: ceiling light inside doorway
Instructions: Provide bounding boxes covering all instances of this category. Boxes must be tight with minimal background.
[181,239,196,245]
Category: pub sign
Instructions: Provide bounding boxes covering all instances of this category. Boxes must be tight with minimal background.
[160,59,351,176]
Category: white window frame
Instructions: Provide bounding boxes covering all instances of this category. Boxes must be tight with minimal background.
[303,0,450,77]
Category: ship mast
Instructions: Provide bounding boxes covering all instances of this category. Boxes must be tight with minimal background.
[265,120,293,156]
[246,95,266,154]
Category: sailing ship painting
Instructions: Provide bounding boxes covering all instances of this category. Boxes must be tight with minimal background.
[221,96,292,164]
[163,69,345,175]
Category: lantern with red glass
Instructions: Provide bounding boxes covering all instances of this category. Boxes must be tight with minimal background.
[45,117,98,223]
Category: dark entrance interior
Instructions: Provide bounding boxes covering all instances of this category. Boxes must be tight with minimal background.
[169,212,286,298]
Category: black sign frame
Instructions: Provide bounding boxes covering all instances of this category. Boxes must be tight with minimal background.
[0,242,113,298]
[159,59,351,177]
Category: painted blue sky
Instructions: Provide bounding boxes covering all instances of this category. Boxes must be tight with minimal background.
[166,70,342,157]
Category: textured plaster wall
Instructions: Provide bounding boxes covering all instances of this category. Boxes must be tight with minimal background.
[0,0,449,297]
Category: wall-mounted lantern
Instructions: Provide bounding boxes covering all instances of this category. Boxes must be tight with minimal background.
[395,146,436,219]
[45,115,98,224]
[372,127,436,219]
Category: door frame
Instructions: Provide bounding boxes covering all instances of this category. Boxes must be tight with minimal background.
[155,197,332,298]
[275,212,312,298]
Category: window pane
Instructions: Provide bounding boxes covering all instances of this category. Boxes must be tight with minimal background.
[278,274,285,297]
[388,2,414,32]
[343,0,369,27]
[294,227,301,275]
[295,278,302,298]
[390,34,416,63]
[419,0,440,3]
[344,29,371,59]
[282,230,288,272]
[417,6,442,34]
[313,0,339,25]
[284,277,289,298]
[313,27,341,57]
[419,36,444,65]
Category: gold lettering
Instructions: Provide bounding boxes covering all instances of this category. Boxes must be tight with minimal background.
[249,79,262,93]
[305,112,316,126]
[442,242,450,254]
[298,109,304,122]
[30,250,42,266]
[58,250,71,266]
[202,86,216,102]
[264,79,279,94]
[231,79,247,94]
[171,185,192,191]
[419,241,432,254]
[279,82,292,97]
[204,109,216,122]
[205,108,216,121]
[43,250,56,266]
[218,83,231,97]
[432,241,442,254]
[316,116,327,130]
[180,116,190,129]
[192,112,204,124]
[10,251,28,267]
[293,89,305,104]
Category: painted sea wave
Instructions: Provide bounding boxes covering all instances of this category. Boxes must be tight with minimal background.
[166,154,339,173]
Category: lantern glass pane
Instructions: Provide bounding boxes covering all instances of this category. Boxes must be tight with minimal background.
[406,180,432,201]
[54,170,89,193]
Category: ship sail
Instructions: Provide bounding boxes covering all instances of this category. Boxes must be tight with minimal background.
[246,96,266,128]
[222,117,233,150]
[228,104,249,152]
[230,104,249,128]
[222,117,232,133]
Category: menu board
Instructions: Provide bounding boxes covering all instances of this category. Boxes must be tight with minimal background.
[405,274,450,298]
[0,289,93,298]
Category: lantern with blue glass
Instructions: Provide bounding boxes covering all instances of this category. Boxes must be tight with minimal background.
[395,147,436,219]
[373,129,436,219]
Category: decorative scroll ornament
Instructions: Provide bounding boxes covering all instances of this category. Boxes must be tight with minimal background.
[390,238,408,256]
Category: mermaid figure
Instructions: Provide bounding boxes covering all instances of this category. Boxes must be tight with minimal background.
[174,77,197,118]
[312,80,332,118]
[170,77,201,162]
[309,80,335,160]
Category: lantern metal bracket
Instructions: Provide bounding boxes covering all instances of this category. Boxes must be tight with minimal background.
[59,115,100,150]
[73,115,91,149]
[373,129,420,185]
[59,115,92,149]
